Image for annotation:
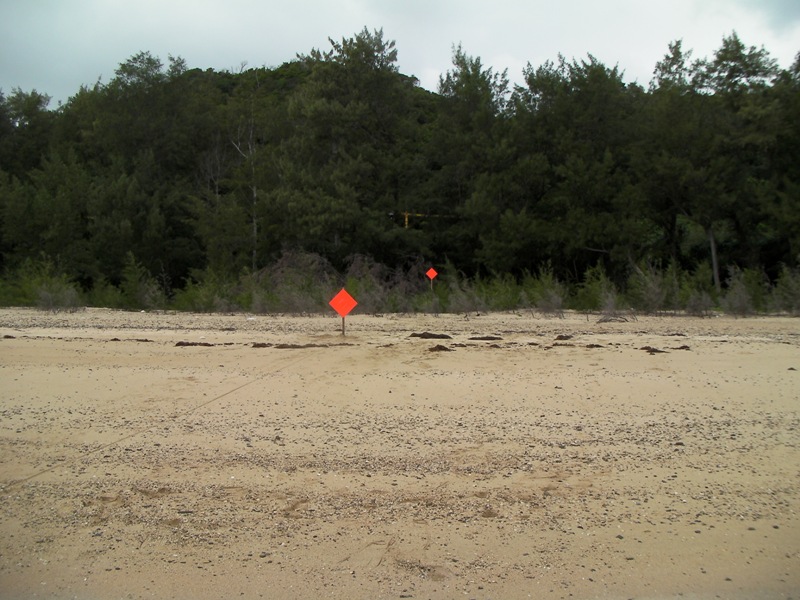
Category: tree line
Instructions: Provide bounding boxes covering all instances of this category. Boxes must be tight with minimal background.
[0,28,798,313]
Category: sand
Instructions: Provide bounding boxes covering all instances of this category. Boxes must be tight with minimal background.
[0,307,798,600]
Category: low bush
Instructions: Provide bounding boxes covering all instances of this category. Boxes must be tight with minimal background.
[627,262,668,314]
[2,252,796,317]
[572,264,618,312]
[0,255,84,312]
[521,264,567,317]
[772,264,800,314]
[36,278,82,313]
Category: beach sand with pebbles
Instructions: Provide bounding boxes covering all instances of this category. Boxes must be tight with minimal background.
[0,307,798,599]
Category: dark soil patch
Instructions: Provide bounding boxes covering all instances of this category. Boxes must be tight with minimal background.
[410,332,453,340]
[428,344,453,352]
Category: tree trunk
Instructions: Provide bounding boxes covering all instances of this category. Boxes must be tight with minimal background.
[251,183,258,272]
[707,225,721,294]
[668,211,679,265]
[232,122,259,273]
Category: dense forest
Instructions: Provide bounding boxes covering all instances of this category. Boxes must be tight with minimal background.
[1,28,798,314]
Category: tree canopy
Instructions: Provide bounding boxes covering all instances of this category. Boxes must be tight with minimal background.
[0,29,798,311]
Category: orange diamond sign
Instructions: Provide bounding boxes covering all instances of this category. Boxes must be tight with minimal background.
[329,288,358,317]
[426,267,438,280]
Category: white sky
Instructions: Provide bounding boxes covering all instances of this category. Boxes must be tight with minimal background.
[1,0,798,107]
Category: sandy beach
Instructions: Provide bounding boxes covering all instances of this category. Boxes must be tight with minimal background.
[0,307,798,599]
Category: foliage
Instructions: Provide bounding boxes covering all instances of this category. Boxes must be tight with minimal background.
[0,31,797,317]
[573,264,618,312]
[521,264,568,317]
[253,250,339,313]
[0,255,82,311]
[721,266,770,316]
[171,270,237,312]
[772,264,800,314]
[626,261,681,314]
[679,262,717,316]
[120,252,165,310]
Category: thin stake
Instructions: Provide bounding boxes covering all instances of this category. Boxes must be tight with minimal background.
[341,316,346,336]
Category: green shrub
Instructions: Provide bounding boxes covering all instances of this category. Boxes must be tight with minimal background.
[86,278,125,309]
[384,260,429,313]
[572,263,617,312]
[722,277,753,316]
[436,262,485,313]
[626,262,667,314]
[521,264,567,317]
[0,255,84,311]
[257,250,338,313]
[741,267,770,312]
[120,252,165,310]
[344,255,391,314]
[474,273,521,311]
[172,271,239,312]
[722,266,768,316]
[772,264,800,314]
[685,290,715,316]
[662,261,683,311]
[679,262,718,315]
[36,278,83,313]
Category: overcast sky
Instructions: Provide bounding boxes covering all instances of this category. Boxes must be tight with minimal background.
[1,0,799,107]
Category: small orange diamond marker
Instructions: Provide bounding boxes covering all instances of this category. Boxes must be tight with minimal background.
[329,289,357,317]
[329,289,357,335]
[426,267,438,291]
